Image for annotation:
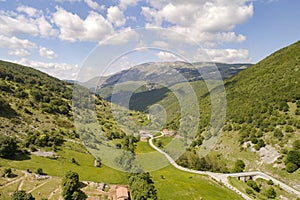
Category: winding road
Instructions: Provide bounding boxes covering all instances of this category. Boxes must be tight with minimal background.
[148,133,300,200]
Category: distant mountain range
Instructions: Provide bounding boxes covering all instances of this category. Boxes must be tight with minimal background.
[83,62,252,103]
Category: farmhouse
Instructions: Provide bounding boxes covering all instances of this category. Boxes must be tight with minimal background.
[116,186,129,200]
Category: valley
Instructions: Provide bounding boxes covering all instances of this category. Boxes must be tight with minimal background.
[1,41,300,200]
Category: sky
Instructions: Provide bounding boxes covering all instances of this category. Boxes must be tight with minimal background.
[0,0,299,80]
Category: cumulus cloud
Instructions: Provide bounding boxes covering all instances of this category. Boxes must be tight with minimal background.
[84,0,105,10]
[141,0,253,45]
[52,7,113,42]
[0,8,57,38]
[152,41,170,48]
[39,47,57,59]
[0,35,37,49]
[107,6,126,27]
[17,58,79,80]
[157,51,180,61]
[195,48,250,63]
[16,5,37,17]
[119,0,140,10]
[8,49,30,57]
[100,27,139,45]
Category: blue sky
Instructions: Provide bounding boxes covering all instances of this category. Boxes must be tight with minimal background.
[0,0,299,80]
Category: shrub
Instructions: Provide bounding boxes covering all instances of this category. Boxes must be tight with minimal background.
[247,180,260,192]
[265,187,276,199]
[286,162,298,173]
[0,135,17,158]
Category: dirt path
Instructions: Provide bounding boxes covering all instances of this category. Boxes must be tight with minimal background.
[28,179,50,193]
[0,175,25,189]
[17,178,24,190]
[148,133,300,200]
[48,186,61,199]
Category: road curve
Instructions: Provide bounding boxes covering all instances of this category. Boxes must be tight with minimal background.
[148,133,300,199]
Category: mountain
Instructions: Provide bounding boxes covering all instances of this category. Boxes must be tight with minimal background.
[155,41,300,186]
[0,60,246,200]
[88,61,251,111]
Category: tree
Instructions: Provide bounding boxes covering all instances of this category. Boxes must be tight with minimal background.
[4,168,12,177]
[62,171,86,200]
[286,162,298,173]
[247,180,260,192]
[265,187,276,199]
[157,140,163,148]
[233,160,246,172]
[0,135,17,158]
[293,140,300,150]
[286,150,300,167]
[11,190,35,200]
[36,168,44,175]
[128,172,157,200]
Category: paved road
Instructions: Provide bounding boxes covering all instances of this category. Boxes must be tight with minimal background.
[148,133,300,200]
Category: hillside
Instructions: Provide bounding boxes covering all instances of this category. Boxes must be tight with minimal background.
[0,60,245,200]
[157,41,300,187]
[90,62,251,106]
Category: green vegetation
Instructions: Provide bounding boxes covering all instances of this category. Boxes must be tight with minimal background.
[176,151,230,173]
[229,177,298,199]
[151,165,243,200]
[233,160,246,173]
[11,190,35,200]
[160,41,300,176]
[128,172,157,200]
[0,135,17,158]
[62,171,86,200]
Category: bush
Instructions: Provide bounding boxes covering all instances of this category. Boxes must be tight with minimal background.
[286,162,298,173]
[36,168,44,175]
[4,168,12,177]
[245,188,254,196]
[11,190,35,200]
[233,160,246,172]
[0,135,17,158]
[265,187,276,199]
[273,128,283,138]
[293,140,300,150]
[247,180,260,192]
[267,179,274,185]
[285,125,294,133]
[286,150,300,167]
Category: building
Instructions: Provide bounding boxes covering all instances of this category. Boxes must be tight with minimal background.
[162,129,175,136]
[116,186,129,200]
[139,131,151,142]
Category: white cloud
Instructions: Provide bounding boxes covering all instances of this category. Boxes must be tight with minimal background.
[141,0,253,45]
[16,5,37,17]
[119,0,140,10]
[17,58,79,80]
[52,7,113,42]
[152,40,170,48]
[0,9,57,38]
[157,51,180,61]
[195,48,250,63]
[84,0,105,10]
[0,13,39,36]
[8,49,30,57]
[100,27,139,45]
[37,16,58,37]
[107,6,126,27]
[39,47,57,59]
[0,35,37,49]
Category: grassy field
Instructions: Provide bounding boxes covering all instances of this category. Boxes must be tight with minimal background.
[0,142,127,184]
[136,140,243,199]
[135,141,156,154]
[151,165,243,200]
[229,177,299,200]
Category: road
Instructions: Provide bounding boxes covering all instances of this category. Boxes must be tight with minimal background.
[148,133,300,200]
